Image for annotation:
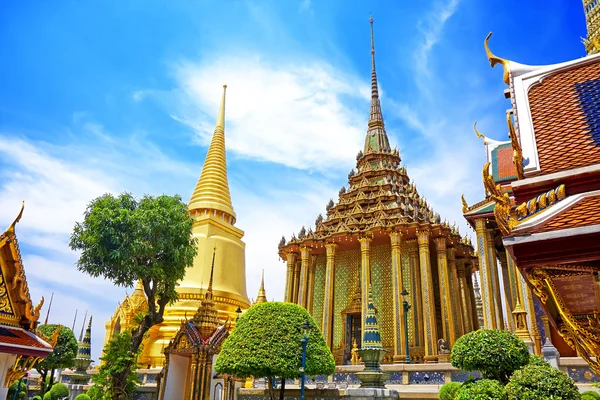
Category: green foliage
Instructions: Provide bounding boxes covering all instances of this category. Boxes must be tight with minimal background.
[89,331,140,399]
[75,395,92,400]
[35,325,78,373]
[505,365,580,400]
[7,380,27,400]
[456,379,507,400]
[439,382,461,400]
[451,329,529,384]
[582,392,600,400]
[43,393,52,400]
[49,383,69,399]
[32,397,42,400]
[528,354,550,367]
[215,302,335,379]
[70,193,197,302]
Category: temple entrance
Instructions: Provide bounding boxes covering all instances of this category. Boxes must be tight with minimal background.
[341,280,363,364]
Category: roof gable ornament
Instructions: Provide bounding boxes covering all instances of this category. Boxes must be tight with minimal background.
[484,32,511,85]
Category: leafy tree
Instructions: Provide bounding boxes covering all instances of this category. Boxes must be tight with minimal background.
[456,379,507,400]
[215,302,335,400]
[527,354,550,367]
[505,365,580,400]
[34,325,78,395]
[70,193,196,398]
[451,330,529,384]
[87,331,140,400]
[6,380,27,400]
[439,381,461,400]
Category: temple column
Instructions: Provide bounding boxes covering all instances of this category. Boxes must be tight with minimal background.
[447,247,463,339]
[498,252,516,333]
[298,246,312,308]
[306,254,318,313]
[456,259,473,333]
[158,355,169,400]
[417,229,438,361]
[293,260,301,304]
[407,239,423,347]
[188,353,198,400]
[487,229,505,329]
[359,235,372,337]
[390,232,407,363]
[434,237,457,346]
[322,243,338,348]
[466,266,480,330]
[285,252,297,302]
[474,218,497,329]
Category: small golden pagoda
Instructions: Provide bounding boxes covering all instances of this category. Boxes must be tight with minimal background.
[252,270,268,305]
[104,85,251,368]
[278,16,479,364]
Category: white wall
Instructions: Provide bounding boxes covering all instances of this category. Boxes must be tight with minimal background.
[163,354,189,400]
[0,352,18,399]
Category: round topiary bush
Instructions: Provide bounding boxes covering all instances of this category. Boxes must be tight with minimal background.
[439,381,462,400]
[32,396,42,400]
[75,395,92,400]
[456,379,507,400]
[528,354,550,367]
[582,391,600,400]
[49,382,69,399]
[451,329,529,383]
[505,365,580,399]
[43,392,52,400]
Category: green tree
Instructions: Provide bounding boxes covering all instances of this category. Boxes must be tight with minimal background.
[6,380,27,400]
[34,325,78,395]
[87,331,140,400]
[451,330,529,384]
[215,302,335,400]
[505,364,581,399]
[70,193,196,399]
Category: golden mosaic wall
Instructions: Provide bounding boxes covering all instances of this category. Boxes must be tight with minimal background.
[370,243,393,348]
[400,243,414,343]
[332,248,360,348]
[312,255,326,330]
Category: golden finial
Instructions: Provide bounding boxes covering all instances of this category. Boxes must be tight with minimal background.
[474,122,485,140]
[506,112,525,179]
[5,202,25,234]
[254,269,267,304]
[188,85,236,221]
[461,194,470,213]
[484,32,511,85]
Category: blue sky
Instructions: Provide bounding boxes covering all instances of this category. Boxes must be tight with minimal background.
[0,0,588,362]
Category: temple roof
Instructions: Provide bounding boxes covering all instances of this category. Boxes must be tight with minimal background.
[188,85,237,222]
[0,203,44,330]
[0,325,53,358]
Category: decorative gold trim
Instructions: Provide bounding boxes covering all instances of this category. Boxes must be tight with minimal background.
[482,162,515,235]
[4,355,42,388]
[484,32,510,85]
[461,194,469,213]
[507,113,524,180]
[515,184,566,221]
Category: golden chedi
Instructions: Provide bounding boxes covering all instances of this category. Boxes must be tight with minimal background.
[104,85,251,368]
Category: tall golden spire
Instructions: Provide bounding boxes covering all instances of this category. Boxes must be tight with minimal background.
[254,270,268,304]
[583,0,599,55]
[364,15,391,154]
[188,85,236,222]
[193,246,220,338]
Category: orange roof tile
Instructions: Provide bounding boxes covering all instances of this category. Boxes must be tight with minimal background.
[528,61,600,174]
[0,325,52,357]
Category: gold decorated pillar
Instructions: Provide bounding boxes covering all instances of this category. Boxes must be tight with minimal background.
[390,231,407,363]
[285,252,298,302]
[322,243,338,348]
[465,265,480,330]
[292,259,301,304]
[474,218,497,329]
[417,229,438,361]
[359,235,372,337]
[508,252,533,349]
[434,237,457,345]
[298,246,312,308]
[498,252,515,333]
[447,247,463,339]
[456,259,473,333]
[486,229,505,329]
[188,353,199,399]
[306,254,318,313]
[407,239,423,347]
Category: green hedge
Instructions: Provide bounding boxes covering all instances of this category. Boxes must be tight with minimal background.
[582,392,600,400]
[505,365,580,400]
[75,394,92,400]
[456,379,507,400]
[439,382,461,400]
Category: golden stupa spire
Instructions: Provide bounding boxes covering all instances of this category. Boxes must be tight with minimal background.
[188,85,236,222]
[364,15,391,154]
[193,246,220,338]
[254,270,268,304]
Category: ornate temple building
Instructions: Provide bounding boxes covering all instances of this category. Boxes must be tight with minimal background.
[278,17,478,365]
[462,0,600,375]
[104,85,252,368]
[0,204,55,399]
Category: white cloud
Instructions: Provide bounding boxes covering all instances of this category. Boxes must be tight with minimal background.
[170,55,369,171]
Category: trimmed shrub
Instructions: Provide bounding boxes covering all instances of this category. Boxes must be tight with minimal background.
[32,397,43,400]
[582,392,600,400]
[43,393,52,400]
[7,380,27,400]
[49,382,70,399]
[456,379,507,400]
[75,395,92,400]
[451,329,529,383]
[439,382,461,400]
[528,354,550,367]
[506,365,580,400]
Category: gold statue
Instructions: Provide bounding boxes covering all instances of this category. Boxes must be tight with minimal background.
[351,339,360,365]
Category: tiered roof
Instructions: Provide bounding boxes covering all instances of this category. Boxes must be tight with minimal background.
[279,17,473,257]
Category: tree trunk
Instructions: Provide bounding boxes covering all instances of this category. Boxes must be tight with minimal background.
[49,368,56,390]
[279,378,286,400]
[266,376,276,400]
[37,369,48,395]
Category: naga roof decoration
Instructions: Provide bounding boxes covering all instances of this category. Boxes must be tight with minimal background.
[0,203,44,330]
